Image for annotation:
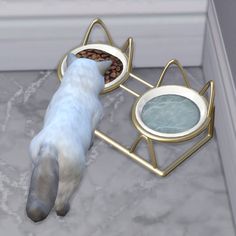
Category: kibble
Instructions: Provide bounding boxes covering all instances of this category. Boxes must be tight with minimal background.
[76,49,123,84]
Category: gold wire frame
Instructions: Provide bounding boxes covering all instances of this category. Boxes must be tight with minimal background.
[57,19,215,177]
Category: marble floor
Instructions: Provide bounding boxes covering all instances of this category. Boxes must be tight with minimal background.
[0,67,235,236]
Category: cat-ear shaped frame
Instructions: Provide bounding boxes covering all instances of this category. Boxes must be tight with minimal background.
[82,18,114,46]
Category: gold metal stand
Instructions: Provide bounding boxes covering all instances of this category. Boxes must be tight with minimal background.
[57,19,215,177]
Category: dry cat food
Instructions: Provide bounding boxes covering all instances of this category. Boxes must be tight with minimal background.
[76,49,123,84]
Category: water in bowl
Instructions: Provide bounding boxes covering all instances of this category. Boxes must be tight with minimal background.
[141,95,200,134]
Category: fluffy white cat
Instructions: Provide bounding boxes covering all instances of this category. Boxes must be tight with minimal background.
[26,54,111,222]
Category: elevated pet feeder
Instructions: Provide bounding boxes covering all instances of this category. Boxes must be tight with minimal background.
[57,19,215,177]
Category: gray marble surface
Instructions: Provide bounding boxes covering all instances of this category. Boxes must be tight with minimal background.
[0,68,235,236]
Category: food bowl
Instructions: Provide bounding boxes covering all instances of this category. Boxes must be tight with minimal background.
[57,44,129,93]
[57,18,133,94]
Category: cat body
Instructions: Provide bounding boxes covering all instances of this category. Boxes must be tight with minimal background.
[26,55,111,222]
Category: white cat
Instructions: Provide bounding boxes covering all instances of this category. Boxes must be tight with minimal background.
[26,54,111,222]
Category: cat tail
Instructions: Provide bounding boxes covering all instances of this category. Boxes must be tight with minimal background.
[26,144,59,222]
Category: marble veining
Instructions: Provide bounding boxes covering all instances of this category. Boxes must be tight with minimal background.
[0,68,235,236]
[141,95,200,134]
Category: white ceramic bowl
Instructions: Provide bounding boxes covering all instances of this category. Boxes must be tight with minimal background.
[134,85,208,138]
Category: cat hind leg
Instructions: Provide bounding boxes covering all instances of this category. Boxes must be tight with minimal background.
[26,145,59,222]
[55,150,85,217]
[54,180,80,217]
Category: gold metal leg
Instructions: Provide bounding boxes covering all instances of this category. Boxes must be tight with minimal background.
[119,72,155,97]
[119,84,140,97]
[129,134,158,168]
[129,73,154,88]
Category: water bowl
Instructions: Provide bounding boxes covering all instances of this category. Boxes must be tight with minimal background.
[133,85,209,140]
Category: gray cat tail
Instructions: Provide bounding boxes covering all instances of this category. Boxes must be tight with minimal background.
[26,145,59,222]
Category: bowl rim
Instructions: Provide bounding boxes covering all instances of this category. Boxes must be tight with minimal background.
[133,85,209,140]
